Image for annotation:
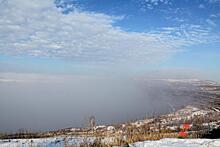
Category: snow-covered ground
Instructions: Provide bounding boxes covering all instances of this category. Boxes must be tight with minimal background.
[0,136,117,147]
[130,138,220,147]
[1,137,220,147]
[0,136,95,147]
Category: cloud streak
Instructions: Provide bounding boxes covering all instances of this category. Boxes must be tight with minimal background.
[0,0,218,65]
[138,0,171,10]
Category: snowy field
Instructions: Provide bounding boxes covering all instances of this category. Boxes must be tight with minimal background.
[130,138,220,147]
[0,137,220,147]
[0,136,95,147]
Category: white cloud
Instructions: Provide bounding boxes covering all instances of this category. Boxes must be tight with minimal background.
[138,0,170,10]
[199,4,205,8]
[206,19,217,26]
[0,0,218,65]
[144,0,170,5]
[208,0,220,3]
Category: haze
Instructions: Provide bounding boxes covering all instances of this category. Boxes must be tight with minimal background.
[0,73,196,132]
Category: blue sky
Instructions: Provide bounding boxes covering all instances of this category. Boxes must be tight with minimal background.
[0,0,220,79]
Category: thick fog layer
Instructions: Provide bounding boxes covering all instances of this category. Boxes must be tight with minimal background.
[0,74,197,132]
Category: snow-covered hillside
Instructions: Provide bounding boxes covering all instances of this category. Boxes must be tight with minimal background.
[130,138,220,147]
[0,136,95,147]
[1,138,220,147]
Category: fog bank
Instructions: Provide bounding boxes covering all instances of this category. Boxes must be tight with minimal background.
[0,73,196,132]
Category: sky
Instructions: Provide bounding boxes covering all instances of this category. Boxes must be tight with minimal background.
[0,0,220,132]
[0,0,219,79]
